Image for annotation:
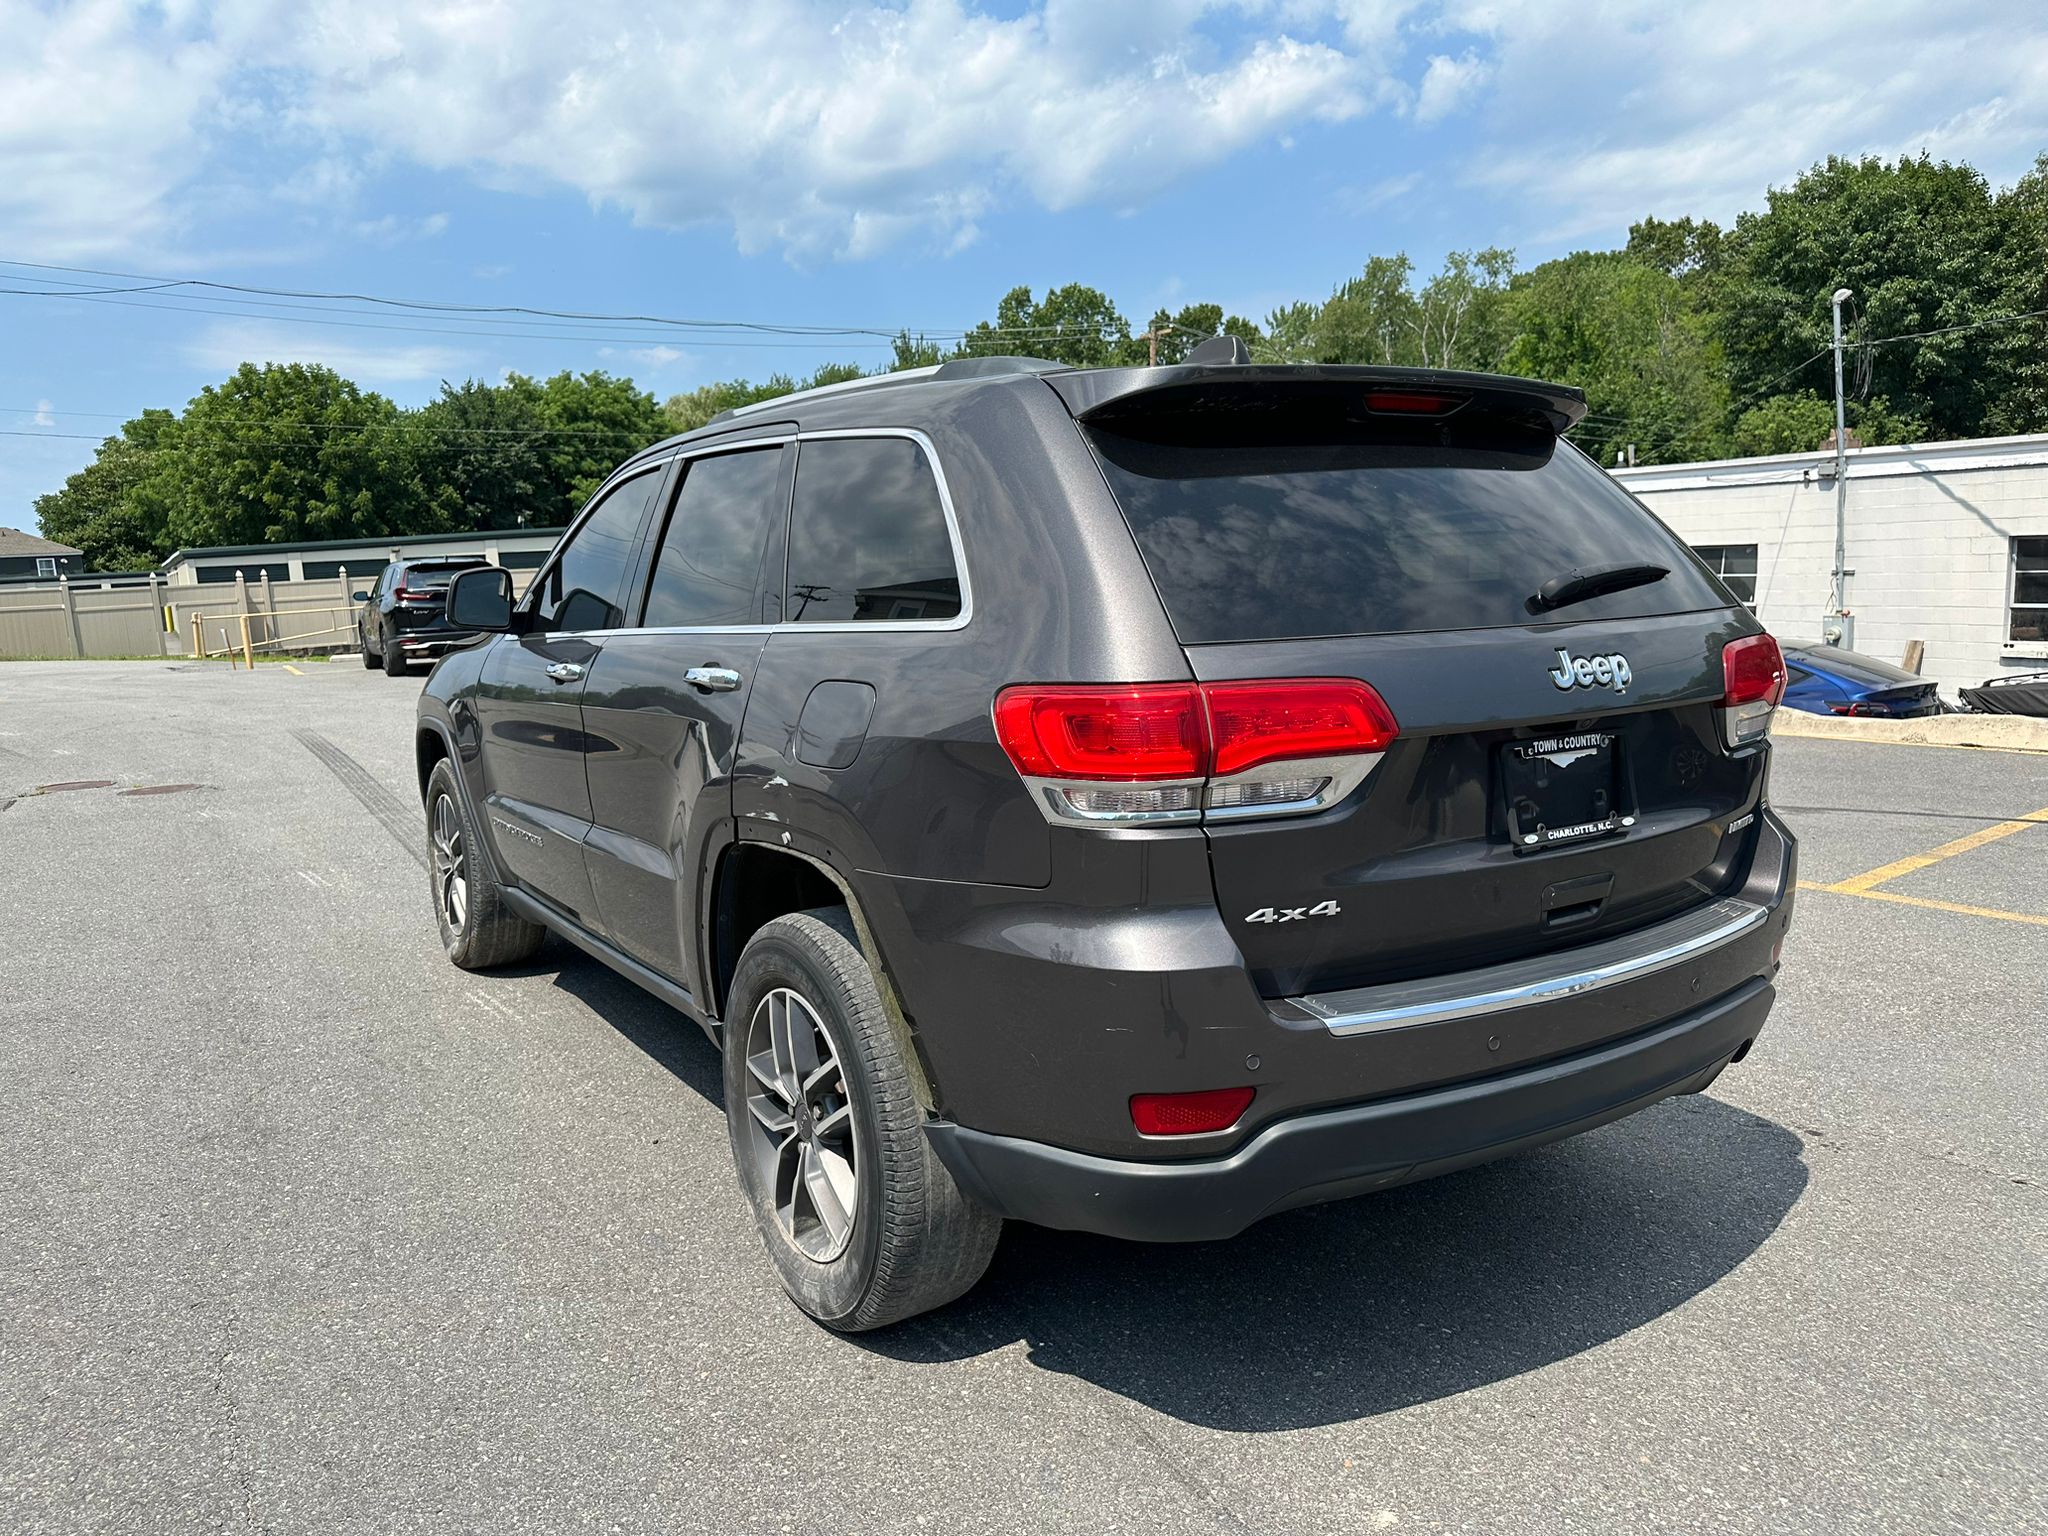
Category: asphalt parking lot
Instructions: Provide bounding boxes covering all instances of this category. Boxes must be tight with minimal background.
[2,660,2042,1535]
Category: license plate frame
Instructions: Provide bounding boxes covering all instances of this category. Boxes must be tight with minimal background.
[1501,731,1632,854]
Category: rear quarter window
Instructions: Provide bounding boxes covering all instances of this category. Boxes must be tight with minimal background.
[1086,405,1728,643]
[785,436,961,624]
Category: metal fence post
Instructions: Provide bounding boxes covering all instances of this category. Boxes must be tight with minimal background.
[57,575,83,658]
[260,570,279,652]
[148,572,170,656]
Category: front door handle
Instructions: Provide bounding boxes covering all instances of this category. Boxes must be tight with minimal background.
[684,665,743,693]
[544,661,586,684]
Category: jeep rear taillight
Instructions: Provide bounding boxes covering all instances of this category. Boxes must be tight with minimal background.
[1719,633,1786,749]
[993,678,1397,827]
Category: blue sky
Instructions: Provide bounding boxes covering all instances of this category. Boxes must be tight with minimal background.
[4,0,2045,531]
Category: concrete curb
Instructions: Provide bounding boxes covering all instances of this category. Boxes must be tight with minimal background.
[1774,710,2048,754]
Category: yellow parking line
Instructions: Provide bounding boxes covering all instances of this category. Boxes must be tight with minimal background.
[283,664,304,675]
[1821,807,2048,895]
[1799,881,2048,930]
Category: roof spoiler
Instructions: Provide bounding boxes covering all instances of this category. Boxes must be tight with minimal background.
[1048,364,1588,433]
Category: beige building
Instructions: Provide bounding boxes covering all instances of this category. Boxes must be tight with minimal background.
[1617,433,2048,695]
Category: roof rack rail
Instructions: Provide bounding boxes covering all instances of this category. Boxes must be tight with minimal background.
[712,364,943,425]
[708,355,1067,425]
[931,355,1064,380]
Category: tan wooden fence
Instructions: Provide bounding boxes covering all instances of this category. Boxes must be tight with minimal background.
[0,567,534,660]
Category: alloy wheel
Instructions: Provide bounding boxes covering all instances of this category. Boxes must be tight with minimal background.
[430,793,467,932]
[742,986,860,1261]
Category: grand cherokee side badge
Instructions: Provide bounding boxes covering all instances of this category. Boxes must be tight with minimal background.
[491,814,543,847]
[1549,648,1632,692]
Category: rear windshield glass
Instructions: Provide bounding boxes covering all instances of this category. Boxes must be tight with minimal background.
[403,561,487,587]
[1086,403,1727,643]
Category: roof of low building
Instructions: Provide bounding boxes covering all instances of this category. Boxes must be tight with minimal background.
[159,525,566,566]
[0,527,82,557]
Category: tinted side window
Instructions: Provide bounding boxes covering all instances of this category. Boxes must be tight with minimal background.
[531,469,661,632]
[642,448,784,628]
[786,437,960,624]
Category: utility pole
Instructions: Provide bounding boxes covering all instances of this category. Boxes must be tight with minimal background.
[1829,286,1853,641]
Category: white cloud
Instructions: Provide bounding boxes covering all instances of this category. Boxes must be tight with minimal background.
[1,0,1390,263]
[3,0,2040,269]
[0,1,229,258]
[1447,0,2048,244]
[182,321,469,385]
[1412,50,1487,124]
[352,211,451,245]
[33,399,55,427]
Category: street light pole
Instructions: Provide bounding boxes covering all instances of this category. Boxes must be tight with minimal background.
[1830,287,1853,636]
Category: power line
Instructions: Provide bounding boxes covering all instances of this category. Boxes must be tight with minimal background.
[1859,305,2048,348]
[0,257,1167,345]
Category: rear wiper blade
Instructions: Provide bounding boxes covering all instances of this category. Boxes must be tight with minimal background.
[1529,562,1669,613]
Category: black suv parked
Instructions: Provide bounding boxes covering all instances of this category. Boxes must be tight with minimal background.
[416,350,1796,1330]
[357,556,494,675]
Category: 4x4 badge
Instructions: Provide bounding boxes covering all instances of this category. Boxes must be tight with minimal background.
[1549,648,1632,692]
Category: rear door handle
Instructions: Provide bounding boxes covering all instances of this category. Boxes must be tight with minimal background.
[544,661,586,684]
[684,665,743,693]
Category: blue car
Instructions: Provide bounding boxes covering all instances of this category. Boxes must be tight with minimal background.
[1781,643,1943,717]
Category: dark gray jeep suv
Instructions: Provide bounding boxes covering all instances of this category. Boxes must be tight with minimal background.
[415,349,1796,1330]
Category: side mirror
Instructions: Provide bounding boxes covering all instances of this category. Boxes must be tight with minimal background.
[447,566,516,632]
[350,590,369,603]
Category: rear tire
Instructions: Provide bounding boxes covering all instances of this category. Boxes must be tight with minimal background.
[724,908,1000,1331]
[425,759,545,969]
[383,634,410,676]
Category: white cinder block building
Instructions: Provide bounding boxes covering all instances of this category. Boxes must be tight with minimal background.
[1616,433,2048,696]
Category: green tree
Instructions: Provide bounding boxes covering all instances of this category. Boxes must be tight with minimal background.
[1716,154,2024,440]
[1315,254,1418,364]
[147,363,431,549]
[1504,251,1731,465]
[957,283,1139,366]
[33,410,179,569]
[660,361,869,435]
[521,370,669,514]
[1730,393,1835,456]
[890,332,947,370]
[1987,150,2048,436]
[412,379,554,531]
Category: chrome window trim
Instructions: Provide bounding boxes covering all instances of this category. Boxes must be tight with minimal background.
[1294,896,1770,1037]
[570,426,973,640]
[516,455,679,623]
[781,428,972,634]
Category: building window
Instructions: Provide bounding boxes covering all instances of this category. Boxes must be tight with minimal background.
[1693,544,1758,606]
[2013,537,2048,643]
[302,559,388,582]
[195,563,291,585]
[36,556,57,577]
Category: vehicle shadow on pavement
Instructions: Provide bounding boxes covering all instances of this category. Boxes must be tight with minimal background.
[522,947,1807,1434]
[868,1095,1807,1432]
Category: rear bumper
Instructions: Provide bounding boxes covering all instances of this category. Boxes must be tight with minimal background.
[397,631,477,654]
[926,974,1775,1242]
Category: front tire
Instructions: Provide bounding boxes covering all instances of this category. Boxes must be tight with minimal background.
[724,909,1000,1331]
[425,759,545,969]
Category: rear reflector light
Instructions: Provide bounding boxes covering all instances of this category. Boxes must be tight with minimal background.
[1130,1086,1255,1137]
[1719,634,1786,748]
[994,678,1398,826]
